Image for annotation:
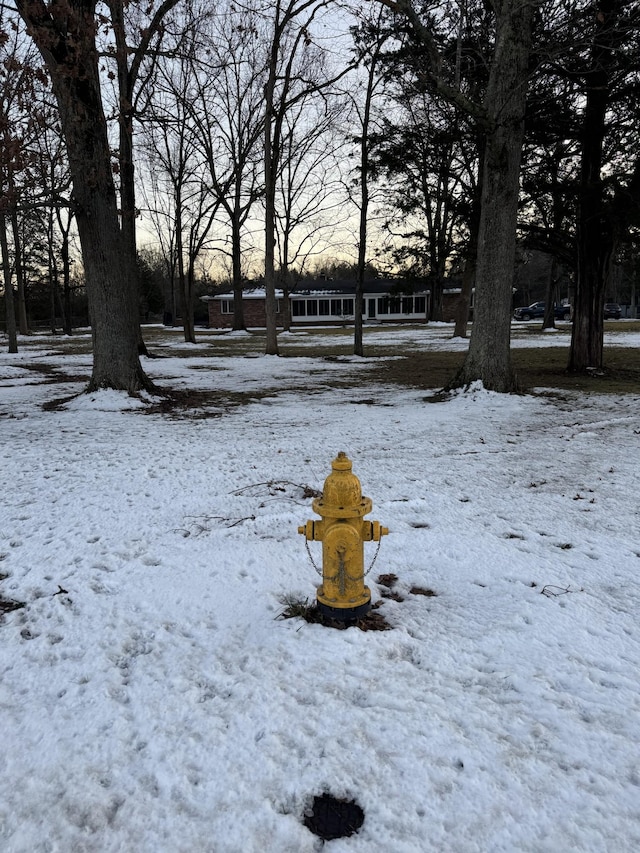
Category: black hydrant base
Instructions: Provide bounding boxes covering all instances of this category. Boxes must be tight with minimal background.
[316,600,372,623]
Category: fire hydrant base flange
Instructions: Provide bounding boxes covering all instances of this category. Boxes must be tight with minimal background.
[316,599,372,624]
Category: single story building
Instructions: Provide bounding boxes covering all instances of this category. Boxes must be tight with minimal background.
[202,278,432,329]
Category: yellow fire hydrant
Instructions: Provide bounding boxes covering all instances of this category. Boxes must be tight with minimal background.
[299,452,388,623]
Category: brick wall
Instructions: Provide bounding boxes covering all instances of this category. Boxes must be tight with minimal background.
[207,299,285,329]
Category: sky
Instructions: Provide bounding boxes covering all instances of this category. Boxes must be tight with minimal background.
[1,323,639,852]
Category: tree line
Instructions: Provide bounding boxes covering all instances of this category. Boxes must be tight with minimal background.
[1,0,638,393]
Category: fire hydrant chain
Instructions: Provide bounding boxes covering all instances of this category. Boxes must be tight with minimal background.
[364,537,383,577]
[304,535,383,577]
[304,539,323,576]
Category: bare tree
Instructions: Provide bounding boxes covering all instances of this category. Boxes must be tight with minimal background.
[379,0,539,392]
[18,79,76,335]
[141,48,219,343]
[14,0,154,392]
[0,9,38,350]
[186,6,266,332]
[568,0,634,373]
[261,0,351,355]
[350,12,390,356]
[275,97,349,330]
[105,0,183,351]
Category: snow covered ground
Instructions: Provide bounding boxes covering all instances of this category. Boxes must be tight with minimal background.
[1,325,639,852]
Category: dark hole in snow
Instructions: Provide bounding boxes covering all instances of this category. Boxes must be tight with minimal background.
[303,793,365,840]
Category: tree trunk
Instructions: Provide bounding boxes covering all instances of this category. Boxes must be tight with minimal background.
[354,116,369,355]
[109,0,183,356]
[542,257,557,331]
[183,262,196,344]
[231,212,246,331]
[568,0,618,373]
[451,0,535,392]
[48,213,58,335]
[453,137,483,339]
[354,119,369,357]
[10,208,29,335]
[16,0,153,393]
[61,232,73,335]
[264,52,280,356]
[354,28,386,357]
[1,212,18,353]
[453,256,475,338]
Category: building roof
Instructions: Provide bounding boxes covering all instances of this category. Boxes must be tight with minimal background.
[201,288,284,302]
[291,278,429,297]
[202,279,430,301]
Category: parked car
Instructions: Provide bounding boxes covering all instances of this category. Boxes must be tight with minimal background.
[604,302,622,319]
[513,301,571,321]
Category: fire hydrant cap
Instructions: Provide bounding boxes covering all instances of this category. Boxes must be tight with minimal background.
[332,451,352,471]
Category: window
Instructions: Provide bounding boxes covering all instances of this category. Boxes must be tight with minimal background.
[221,299,234,314]
[330,299,342,316]
[415,296,426,314]
[306,299,318,316]
[378,297,389,315]
[389,296,401,313]
[292,301,306,317]
[319,299,330,316]
[343,299,354,315]
[402,297,413,314]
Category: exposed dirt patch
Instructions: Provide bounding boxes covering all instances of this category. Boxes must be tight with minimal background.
[20,363,89,386]
[141,388,279,418]
[409,586,437,597]
[0,597,25,616]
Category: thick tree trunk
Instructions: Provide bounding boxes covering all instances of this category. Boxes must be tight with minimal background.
[17,0,153,393]
[82,198,151,390]
[568,0,618,373]
[450,0,535,392]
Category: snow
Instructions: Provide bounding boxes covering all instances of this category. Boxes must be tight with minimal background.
[1,325,640,852]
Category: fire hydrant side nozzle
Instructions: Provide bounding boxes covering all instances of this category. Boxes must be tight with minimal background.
[299,452,388,623]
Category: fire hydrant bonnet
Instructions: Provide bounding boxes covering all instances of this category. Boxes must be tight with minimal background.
[313,452,372,519]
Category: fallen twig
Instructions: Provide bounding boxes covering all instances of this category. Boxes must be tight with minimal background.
[231,480,321,500]
[540,584,583,598]
[175,514,256,537]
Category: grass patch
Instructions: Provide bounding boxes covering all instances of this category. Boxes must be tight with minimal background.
[276,594,392,631]
[367,345,640,395]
